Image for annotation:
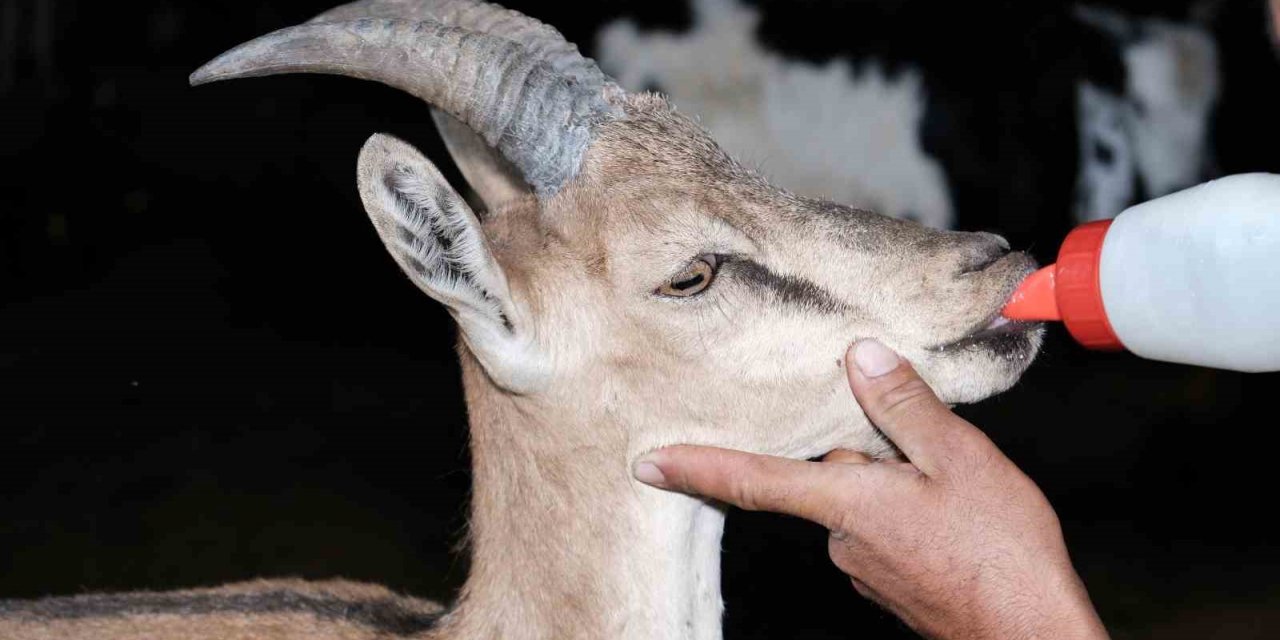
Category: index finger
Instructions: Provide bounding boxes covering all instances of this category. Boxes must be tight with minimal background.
[635,445,863,531]
[846,340,989,476]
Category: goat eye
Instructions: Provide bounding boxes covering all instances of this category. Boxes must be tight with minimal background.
[658,255,719,297]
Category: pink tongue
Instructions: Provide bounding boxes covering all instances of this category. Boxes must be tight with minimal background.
[1001,266,1061,321]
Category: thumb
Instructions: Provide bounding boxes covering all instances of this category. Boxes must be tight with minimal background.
[634,445,859,530]
[847,339,976,477]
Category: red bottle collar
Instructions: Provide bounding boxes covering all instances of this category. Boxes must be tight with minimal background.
[1056,220,1124,351]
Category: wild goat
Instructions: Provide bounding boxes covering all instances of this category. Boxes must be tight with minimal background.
[0,1,1043,638]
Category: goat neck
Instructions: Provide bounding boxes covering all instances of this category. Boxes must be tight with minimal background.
[436,348,726,640]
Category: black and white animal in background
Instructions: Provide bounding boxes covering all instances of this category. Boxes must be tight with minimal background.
[592,0,1224,230]
[1073,4,1219,222]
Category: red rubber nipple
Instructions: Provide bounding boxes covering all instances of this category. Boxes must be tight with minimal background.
[999,220,1123,351]
[1001,265,1061,321]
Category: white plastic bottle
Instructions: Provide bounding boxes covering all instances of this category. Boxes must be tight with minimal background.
[1002,173,1280,373]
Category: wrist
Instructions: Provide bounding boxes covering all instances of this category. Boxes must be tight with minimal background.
[1007,569,1108,640]
[931,562,1106,640]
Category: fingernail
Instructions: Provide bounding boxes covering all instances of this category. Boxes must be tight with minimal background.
[853,339,899,378]
[633,460,667,486]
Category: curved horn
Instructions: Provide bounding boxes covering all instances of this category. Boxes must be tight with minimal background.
[308,1,593,82]
[191,11,621,196]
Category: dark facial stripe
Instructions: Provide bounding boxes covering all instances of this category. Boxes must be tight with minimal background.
[729,259,847,314]
[0,590,443,637]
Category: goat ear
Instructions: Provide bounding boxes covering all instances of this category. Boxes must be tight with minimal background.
[357,133,546,391]
[430,108,531,214]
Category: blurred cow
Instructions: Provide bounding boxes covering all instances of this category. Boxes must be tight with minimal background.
[593,0,1224,230]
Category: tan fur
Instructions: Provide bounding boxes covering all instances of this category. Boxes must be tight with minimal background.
[1,11,1045,640]
[0,579,446,640]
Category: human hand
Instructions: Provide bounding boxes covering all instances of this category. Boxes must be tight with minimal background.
[633,339,1109,640]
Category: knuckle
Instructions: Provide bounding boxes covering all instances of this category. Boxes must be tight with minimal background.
[821,493,871,545]
[669,462,707,496]
[872,376,936,420]
[727,474,758,511]
[729,457,821,518]
[668,466,694,493]
[826,534,858,571]
[728,459,771,511]
[831,506,861,543]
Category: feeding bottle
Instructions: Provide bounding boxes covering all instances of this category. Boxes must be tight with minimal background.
[1002,173,1280,373]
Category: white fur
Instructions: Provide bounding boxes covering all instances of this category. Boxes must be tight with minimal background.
[1123,20,1218,198]
[597,0,954,229]
[1076,82,1137,222]
[1074,5,1219,222]
[623,493,726,640]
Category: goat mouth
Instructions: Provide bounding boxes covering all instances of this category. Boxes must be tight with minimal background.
[930,311,1043,354]
[936,302,1044,353]
[930,255,1043,354]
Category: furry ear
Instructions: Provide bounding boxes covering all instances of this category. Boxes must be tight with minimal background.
[357,133,546,391]
[430,108,531,214]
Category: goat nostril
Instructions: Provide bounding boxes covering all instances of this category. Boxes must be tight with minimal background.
[960,238,1011,275]
[961,254,1002,274]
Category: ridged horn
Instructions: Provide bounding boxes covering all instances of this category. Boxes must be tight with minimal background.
[307,0,595,82]
[191,7,622,196]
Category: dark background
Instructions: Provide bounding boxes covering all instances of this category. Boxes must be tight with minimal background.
[2,1,1279,638]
